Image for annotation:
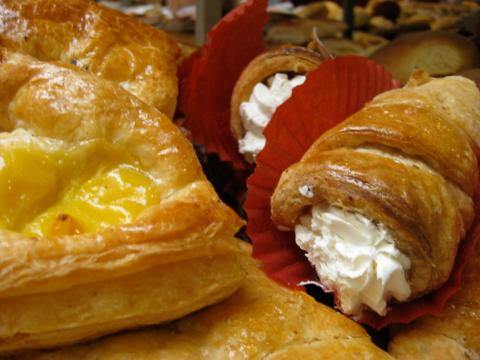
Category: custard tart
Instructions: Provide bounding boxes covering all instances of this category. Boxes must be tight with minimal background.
[0,49,245,354]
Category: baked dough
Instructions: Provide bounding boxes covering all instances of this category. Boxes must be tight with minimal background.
[271,72,479,306]
[0,0,180,118]
[27,243,392,360]
[318,32,388,57]
[266,18,346,45]
[231,46,324,147]
[370,31,480,84]
[0,48,245,354]
[388,244,480,359]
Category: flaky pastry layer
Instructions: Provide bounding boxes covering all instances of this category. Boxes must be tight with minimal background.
[389,244,480,359]
[0,0,180,118]
[230,46,324,142]
[26,244,392,360]
[0,49,245,353]
[271,73,479,301]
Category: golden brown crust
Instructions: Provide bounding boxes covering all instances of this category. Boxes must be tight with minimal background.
[315,100,477,196]
[0,49,245,353]
[401,71,480,152]
[0,0,180,118]
[27,244,392,360]
[231,46,324,146]
[271,74,478,301]
[0,253,245,354]
[272,148,470,297]
[388,244,480,359]
[370,32,480,84]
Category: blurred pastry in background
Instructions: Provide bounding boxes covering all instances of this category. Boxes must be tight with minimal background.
[316,31,388,56]
[429,15,460,31]
[355,5,371,27]
[398,1,479,31]
[28,244,392,360]
[370,31,480,83]
[266,18,346,45]
[266,0,378,45]
[294,1,344,21]
[368,15,396,31]
[397,13,434,28]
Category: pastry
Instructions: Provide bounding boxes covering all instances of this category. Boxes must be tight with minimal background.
[318,32,388,57]
[271,71,480,319]
[354,6,371,27]
[368,15,395,31]
[266,18,346,45]
[388,243,480,359]
[0,0,180,118]
[231,46,325,163]
[397,14,434,27]
[370,31,480,83]
[400,1,480,21]
[430,15,460,31]
[0,48,245,354]
[393,0,480,34]
[459,68,480,89]
[294,1,344,22]
[28,243,392,360]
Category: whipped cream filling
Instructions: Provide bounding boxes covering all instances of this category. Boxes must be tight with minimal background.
[238,73,306,160]
[295,205,411,317]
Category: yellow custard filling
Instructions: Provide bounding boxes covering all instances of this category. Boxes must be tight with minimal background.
[0,129,160,238]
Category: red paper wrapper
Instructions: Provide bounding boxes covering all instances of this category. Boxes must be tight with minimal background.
[179,0,268,170]
[246,55,480,330]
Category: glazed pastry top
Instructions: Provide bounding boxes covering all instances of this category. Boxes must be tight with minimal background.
[0,48,243,300]
[0,0,180,118]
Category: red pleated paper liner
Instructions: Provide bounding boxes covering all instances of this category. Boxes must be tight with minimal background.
[177,49,201,91]
[178,0,268,170]
[245,55,480,330]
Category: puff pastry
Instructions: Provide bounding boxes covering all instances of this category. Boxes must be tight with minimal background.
[271,71,480,317]
[0,48,245,354]
[231,47,324,162]
[27,243,392,360]
[388,244,480,359]
[0,0,180,118]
